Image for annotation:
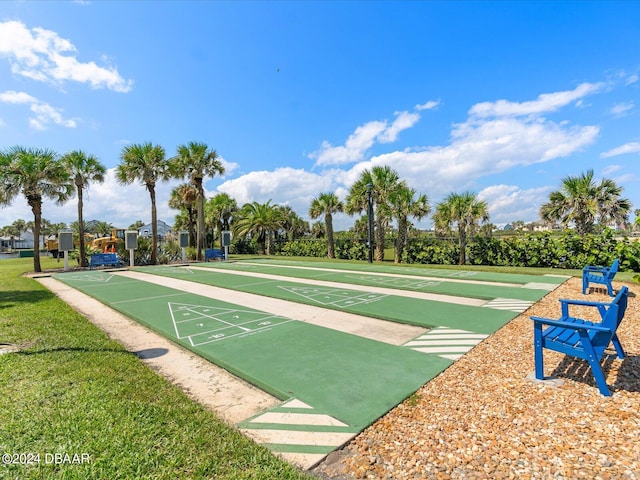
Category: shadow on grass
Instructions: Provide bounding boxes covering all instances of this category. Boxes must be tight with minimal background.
[16,345,136,356]
[0,289,55,309]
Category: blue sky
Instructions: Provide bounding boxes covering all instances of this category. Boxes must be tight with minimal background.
[1,1,639,231]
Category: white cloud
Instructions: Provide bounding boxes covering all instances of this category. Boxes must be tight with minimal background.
[478,184,552,225]
[0,20,133,92]
[600,142,640,158]
[415,100,441,111]
[310,110,421,166]
[602,164,622,176]
[218,156,239,177]
[625,74,639,86]
[609,101,634,116]
[0,90,76,130]
[379,111,420,143]
[0,90,37,104]
[469,82,604,118]
[217,167,336,218]
[12,169,183,228]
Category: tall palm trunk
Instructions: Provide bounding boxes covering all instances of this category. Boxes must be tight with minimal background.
[325,213,335,258]
[458,223,467,265]
[76,178,87,267]
[149,185,158,265]
[395,217,408,264]
[28,195,42,272]
[195,177,205,261]
[375,206,386,261]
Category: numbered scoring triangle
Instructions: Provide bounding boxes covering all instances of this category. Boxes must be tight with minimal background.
[277,286,387,307]
[168,302,292,345]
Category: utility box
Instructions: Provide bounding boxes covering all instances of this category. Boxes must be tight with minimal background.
[58,230,74,252]
[125,231,138,250]
[222,231,232,247]
[179,231,189,248]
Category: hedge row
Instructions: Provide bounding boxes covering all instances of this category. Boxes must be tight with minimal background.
[275,230,640,271]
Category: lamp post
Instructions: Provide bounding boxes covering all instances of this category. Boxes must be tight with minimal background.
[366,183,374,263]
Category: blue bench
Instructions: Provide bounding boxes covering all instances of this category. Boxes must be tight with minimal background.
[204,248,224,261]
[582,258,619,296]
[90,253,120,270]
[531,286,628,396]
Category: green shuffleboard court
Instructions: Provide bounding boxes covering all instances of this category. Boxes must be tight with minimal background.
[52,271,450,430]
[193,260,562,302]
[139,264,530,334]
[227,258,569,285]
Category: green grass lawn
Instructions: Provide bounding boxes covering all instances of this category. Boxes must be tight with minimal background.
[0,257,311,480]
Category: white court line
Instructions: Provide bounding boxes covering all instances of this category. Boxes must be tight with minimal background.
[190,266,486,307]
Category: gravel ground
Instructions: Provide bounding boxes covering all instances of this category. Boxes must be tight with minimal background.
[314,278,640,479]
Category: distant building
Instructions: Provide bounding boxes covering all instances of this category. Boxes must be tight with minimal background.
[0,231,34,249]
[138,220,173,240]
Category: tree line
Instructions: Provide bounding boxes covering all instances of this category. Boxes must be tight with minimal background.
[1,141,633,272]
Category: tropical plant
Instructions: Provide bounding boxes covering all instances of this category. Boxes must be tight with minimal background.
[277,205,308,241]
[27,218,53,249]
[539,169,630,235]
[11,219,27,248]
[128,220,145,230]
[170,142,225,260]
[433,191,489,265]
[0,146,73,271]
[345,166,401,261]
[388,184,430,263]
[0,224,19,250]
[169,183,198,247]
[311,221,325,238]
[206,193,238,249]
[309,192,344,258]
[88,220,114,237]
[61,150,106,267]
[116,142,170,265]
[233,200,283,255]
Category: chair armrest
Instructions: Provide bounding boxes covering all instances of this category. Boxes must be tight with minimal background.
[560,298,609,319]
[559,298,610,308]
[583,265,607,273]
[530,316,611,333]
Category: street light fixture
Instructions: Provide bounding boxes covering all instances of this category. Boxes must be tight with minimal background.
[366,183,374,263]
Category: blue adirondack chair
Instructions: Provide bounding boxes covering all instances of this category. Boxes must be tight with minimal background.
[530,286,628,396]
[582,258,619,296]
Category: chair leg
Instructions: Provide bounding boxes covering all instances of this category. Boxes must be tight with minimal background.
[580,334,611,396]
[533,324,545,380]
[582,276,588,295]
[606,282,614,296]
[611,334,626,359]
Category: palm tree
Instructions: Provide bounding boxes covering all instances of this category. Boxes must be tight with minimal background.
[0,146,72,272]
[311,221,325,239]
[433,191,489,265]
[88,220,114,238]
[388,184,430,263]
[540,170,630,235]
[169,183,198,247]
[116,142,169,265]
[0,224,19,250]
[12,219,27,248]
[309,192,344,258]
[233,200,282,255]
[170,142,225,261]
[62,150,106,267]
[26,218,52,250]
[345,166,401,261]
[277,205,308,241]
[206,193,238,249]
